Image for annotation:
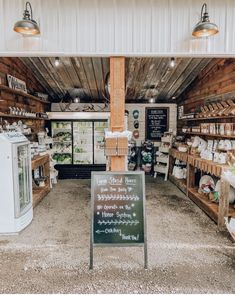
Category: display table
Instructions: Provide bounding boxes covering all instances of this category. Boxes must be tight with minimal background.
[31,154,51,208]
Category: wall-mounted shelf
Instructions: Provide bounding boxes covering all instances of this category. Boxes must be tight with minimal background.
[0,112,49,121]
[183,132,235,139]
[180,115,235,121]
[0,85,50,105]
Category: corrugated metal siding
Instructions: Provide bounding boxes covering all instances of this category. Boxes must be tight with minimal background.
[0,0,233,56]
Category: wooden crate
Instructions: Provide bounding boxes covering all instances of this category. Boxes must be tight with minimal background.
[105,137,117,156]
[117,137,128,156]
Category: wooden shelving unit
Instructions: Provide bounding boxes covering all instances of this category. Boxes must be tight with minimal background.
[183,132,235,139]
[169,148,235,229]
[180,115,235,121]
[0,85,50,105]
[0,112,49,121]
[188,187,235,223]
[169,173,187,194]
[31,154,51,208]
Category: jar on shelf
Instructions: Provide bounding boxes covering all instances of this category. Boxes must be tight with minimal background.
[220,123,225,135]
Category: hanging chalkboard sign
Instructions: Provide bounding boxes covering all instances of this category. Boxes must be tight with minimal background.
[90,171,147,269]
[145,107,169,141]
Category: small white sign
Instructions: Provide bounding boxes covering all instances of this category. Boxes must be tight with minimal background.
[7,74,27,93]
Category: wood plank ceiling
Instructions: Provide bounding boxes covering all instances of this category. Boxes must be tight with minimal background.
[21,57,212,103]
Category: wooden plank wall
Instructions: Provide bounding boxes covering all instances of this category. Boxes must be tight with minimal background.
[179,58,235,114]
[0,57,48,135]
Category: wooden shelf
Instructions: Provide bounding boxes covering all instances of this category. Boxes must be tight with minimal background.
[183,132,235,139]
[170,148,188,162]
[32,154,50,170]
[0,112,49,121]
[33,186,51,208]
[0,85,50,104]
[180,115,235,121]
[169,151,235,228]
[169,174,187,194]
[31,154,51,208]
[188,188,235,223]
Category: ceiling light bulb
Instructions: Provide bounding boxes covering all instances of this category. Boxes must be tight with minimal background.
[169,58,176,68]
[172,96,176,100]
[55,57,60,67]
[73,97,80,103]
[149,98,155,103]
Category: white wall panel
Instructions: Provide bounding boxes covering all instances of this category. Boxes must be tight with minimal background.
[96,0,115,53]
[114,0,134,53]
[170,0,191,53]
[151,0,171,53]
[77,0,97,53]
[3,0,23,52]
[41,0,60,52]
[224,0,235,53]
[0,0,5,51]
[0,0,234,56]
[59,0,78,53]
[132,0,152,53]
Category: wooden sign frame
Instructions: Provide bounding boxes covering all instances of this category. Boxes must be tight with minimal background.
[90,171,147,269]
[145,107,169,141]
[7,74,27,93]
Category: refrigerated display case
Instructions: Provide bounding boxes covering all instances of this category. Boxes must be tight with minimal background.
[94,121,108,164]
[51,120,108,165]
[73,121,93,164]
[49,111,110,178]
[0,132,33,234]
[51,121,72,164]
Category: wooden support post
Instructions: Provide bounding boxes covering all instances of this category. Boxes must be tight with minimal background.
[187,163,195,197]
[110,57,126,171]
[218,175,230,230]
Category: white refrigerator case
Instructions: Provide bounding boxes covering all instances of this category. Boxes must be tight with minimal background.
[0,132,33,234]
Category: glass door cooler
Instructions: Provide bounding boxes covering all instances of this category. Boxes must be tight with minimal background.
[51,121,72,164]
[94,121,108,164]
[50,118,108,178]
[0,132,33,234]
[73,121,93,164]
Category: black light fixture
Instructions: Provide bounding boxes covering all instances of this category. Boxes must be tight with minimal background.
[169,57,176,68]
[54,57,60,67]
[192,3,219,37]
[13,2,40,35]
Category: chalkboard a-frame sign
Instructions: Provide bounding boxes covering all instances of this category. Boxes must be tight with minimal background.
[90,171,147,269]
[145,107,169,141]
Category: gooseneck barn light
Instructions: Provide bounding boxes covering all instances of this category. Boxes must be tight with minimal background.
[13,2,40,35]
[192,3,219,37]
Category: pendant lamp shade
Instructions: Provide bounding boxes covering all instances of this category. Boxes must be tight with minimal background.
[192,3,218,37]
[13,2,40,35]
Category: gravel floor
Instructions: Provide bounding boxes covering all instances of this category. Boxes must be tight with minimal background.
[0,176,234,293]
